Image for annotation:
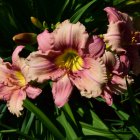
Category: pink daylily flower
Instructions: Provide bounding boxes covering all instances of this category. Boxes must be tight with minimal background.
[27,20,107,107]
[101,51,133,105]
[104,7,133,54]
[0,46,42,117]
[104,7,140,76]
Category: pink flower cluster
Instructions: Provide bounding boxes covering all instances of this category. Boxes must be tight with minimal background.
[0,7,139,117]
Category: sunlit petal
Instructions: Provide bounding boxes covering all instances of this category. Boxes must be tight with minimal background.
[26,86,42,99]
[104,22,126,54]
[52,74,73,107]
[7,89,26,117]
[0,84,17,100]
[70,58,107,98]
[53,20,88,54]
[27,51,65,82]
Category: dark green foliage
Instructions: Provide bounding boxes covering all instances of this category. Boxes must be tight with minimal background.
[0,0,140,139]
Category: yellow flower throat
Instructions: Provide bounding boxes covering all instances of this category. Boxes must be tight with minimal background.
[14,71,26,87]
[55,49,83,72]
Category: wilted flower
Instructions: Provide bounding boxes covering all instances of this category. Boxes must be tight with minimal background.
[0,46,42,117]
[27,20,107,107]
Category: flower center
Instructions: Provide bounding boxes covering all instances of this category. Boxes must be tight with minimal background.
[14,71,26,87]
[55,49,83,72]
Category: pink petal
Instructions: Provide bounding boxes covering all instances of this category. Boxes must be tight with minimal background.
[104,22,126,54]
[104,7,133,28]
[0,59,12,84]
[12,46,29,78]
[104,7,123,23]
[119,12,133,31]
[12,45,24,67]
[7,89,26,117]
[101,86,113,106]
[111,75,133,93]
[102,51,129,75]
[85,35,105,58]
[104,7,133,52]
[26,86,42,99]
[53,20,88,54]
[52,74,73,107]
[27,51,65,82]
[37,30,55,52]
[0,85,17,100]
[70,57,107,98]
[102,51,117,71]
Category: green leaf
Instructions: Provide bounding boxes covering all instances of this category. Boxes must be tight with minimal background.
[126,0,140,5]
[57,110,78,140]
[23,99,65,140]
[0,104,7,119]
[70,0,97,23]
[55,0,70,22]
[0,129,17,133]
[62,103,77,126]
[90,110,109,130]
[80,122,132,139]
[111,104,140,139]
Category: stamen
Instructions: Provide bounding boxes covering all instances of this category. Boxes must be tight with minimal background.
[55,49,84,72]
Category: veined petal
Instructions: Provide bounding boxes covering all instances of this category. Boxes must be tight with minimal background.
[0,85,17,100]
[12,46,29,79]
[0,59,12,84]
[27,51,65,82]
[104,22,126,54]
[53,20,88,53]
[52,74,73,107]
[37,30,55,52]
[12,45,24,67]
[102,51,117,71]
[7,89,26,117]
[102,51,128,75]
[26,86,42,99]
[70,58,107,98]
[104,7,133,27]
[104,7,133,52]
[104,7,123,23]
[86,35,105,58]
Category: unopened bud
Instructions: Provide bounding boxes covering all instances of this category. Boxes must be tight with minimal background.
[13,33,37,45]
[31,16,43,30]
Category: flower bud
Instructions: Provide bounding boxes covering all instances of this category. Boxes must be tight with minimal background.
[13,33,37,45]
[31,16,43,30]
